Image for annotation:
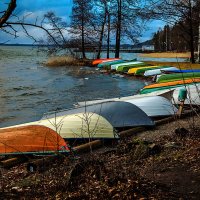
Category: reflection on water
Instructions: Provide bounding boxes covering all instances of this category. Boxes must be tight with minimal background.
[0,46,149,128]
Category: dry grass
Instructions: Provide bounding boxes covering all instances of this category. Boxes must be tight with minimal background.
[45,56,93,67]
[140,52,191,58]
[45,56,77,67]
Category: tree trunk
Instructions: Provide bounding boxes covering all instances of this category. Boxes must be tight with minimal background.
[188,1,195,63]
[115,0,122,58]
[198,13,200,63]
[96,11,107,59]
[0,0,16,28]
[107,13,110,58]
[81,14,86,59]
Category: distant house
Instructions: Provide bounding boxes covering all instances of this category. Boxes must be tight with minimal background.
[142,45,155,51]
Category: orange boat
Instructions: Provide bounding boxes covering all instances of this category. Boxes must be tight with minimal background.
[0,125,69,155]
[143,78,200,89]
[92,58,120,65]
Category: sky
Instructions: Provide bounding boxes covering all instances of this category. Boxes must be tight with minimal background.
[0,0,165,44]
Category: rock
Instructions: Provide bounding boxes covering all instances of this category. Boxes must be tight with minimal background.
[11,186,23,193]
[175,127,189,138]
[164,142,181,149]
[148,143,162,155]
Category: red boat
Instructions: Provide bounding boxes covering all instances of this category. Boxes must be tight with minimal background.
[92,58,120,65]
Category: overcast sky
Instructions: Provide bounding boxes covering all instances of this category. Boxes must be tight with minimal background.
[0,0,165,44]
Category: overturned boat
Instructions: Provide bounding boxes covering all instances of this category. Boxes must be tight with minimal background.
[0,125,69,155]
[144,67,179,77]
[76,96,177,118]
[1,102,154,140]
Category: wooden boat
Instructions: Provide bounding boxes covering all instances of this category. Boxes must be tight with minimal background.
[140,79,200,94]
[144,67,178,77]
[157,72,200,83]
[0,125,69,155]
[134,66,173,76]
[110,61,143,70]
[92,58,120,65]
[116,63,149,73]
[76,96,177,117]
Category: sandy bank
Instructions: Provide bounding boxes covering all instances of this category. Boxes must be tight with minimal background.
[140,52,191,58]
[145,61,200,69]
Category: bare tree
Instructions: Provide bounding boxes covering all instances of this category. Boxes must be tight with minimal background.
[0,0,16,28]
[70,0,94,59]
[141,0,200,63]
[0,0,67,50]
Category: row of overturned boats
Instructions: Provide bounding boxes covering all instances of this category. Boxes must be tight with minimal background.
[1,58,200,156]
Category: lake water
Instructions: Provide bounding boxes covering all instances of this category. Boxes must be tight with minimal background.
[0,45,153,128]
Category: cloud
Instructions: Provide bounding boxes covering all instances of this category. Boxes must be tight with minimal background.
[1,1,166,44]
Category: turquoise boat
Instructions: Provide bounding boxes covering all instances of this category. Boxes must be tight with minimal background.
[157,72,200,83]
[140,82,199,94]
[97,60,125,69]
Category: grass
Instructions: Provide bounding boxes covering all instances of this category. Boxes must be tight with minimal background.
[45,56,92,67]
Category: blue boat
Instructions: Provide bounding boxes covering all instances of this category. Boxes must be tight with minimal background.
[163,69,200,73]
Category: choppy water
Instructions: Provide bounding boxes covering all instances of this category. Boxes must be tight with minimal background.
[0,46,150,128]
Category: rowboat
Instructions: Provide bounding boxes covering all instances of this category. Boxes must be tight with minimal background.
[92,58,120,65]
[143,78,200,89]
[97,60,125,69]
[128,65,171,75]
[42,101,155,129]
[0,125,69,155]
[140,78,200,94]
[168,84,200,105]
[76,90,174,107]
[161,69,200,74]
[134,66,173,76]
[1,102,154,140]
[144,67,179,76]
[36,113,118,140]
[116,63,149,73]
[76,96,177,117]
[110,61,144,70]
[157,72,200,83]
[142,84,200,106]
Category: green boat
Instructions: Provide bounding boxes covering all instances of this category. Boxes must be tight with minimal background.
[140,83,195,94]
[116,63,150,73]
[157,72,200,83]
[135,66,172,76]
[97,60,125,69]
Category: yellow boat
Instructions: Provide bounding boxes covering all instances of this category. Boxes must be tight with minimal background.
[127,65,159,75]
